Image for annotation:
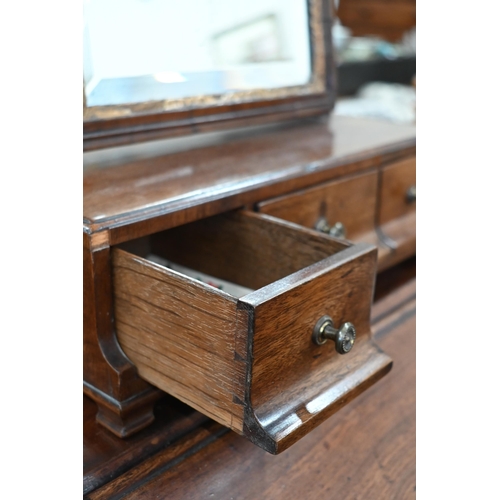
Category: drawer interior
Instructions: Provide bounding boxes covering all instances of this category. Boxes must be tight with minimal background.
[122,210,350,293]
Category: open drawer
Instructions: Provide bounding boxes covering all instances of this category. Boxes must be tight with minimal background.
[112,211,392,454]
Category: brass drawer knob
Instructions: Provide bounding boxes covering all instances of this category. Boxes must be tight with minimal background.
[315,218,346,238]
[312,315,356,354]
[406,185,416,203]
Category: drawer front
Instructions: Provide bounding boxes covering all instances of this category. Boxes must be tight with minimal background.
[379,157,416,225]
[378,157,416,263]
[257,171,378,243]
[112,211,391,454]
[243,245,388,452]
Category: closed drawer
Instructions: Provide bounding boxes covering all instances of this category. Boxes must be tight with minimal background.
[257,170,392,266]
[378,157,416,262]
[258,170,377,241]
[112,210,391,454]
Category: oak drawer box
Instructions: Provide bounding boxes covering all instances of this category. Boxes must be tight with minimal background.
[112,210,392,454]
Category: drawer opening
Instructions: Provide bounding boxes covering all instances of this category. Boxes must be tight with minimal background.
[146,254,253,299]
[121,210,351,293]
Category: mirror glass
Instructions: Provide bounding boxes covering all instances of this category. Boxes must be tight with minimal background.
[83,0,312,108]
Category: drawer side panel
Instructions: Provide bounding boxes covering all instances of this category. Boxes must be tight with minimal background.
[112,249,246,432]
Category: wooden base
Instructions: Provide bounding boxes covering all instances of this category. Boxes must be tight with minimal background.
[84,395,209,495]
[83,382,162,438]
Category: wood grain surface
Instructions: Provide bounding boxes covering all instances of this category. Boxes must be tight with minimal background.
[112,210,390,453]
[379,157,416,225]
[83,396,208,495]
[258,170,379,241]
[248,244,377,405]
[242,243,390,453]
[83,116,416,244]
[85,273,416,499]
[378,157,416,257]
[257,169,395,267]
[83,233,162,438]
[113,248,246,431]
[149,211,349,290]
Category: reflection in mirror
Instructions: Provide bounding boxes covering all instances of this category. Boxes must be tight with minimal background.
[83,0,312,108]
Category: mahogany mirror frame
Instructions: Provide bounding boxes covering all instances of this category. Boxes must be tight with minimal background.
[83,0,335,151]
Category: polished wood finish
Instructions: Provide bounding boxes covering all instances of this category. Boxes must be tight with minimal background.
[83,116,416,242]
[257,154,416,272]
[379,157,416,225]
[112,210,390,453]
[83,396,208,495]
[378,156,416,262]
[85,266,415,499]
[85,420,230,500]
[256,157,416,271]
[84,95,335,152]
[258,170,379,241]
[257,169,394,266]
[83,0,335,151]
[83,232,163,438]
[113,247,244,430]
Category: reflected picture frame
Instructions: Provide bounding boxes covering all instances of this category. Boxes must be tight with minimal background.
[83,0,335,151]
